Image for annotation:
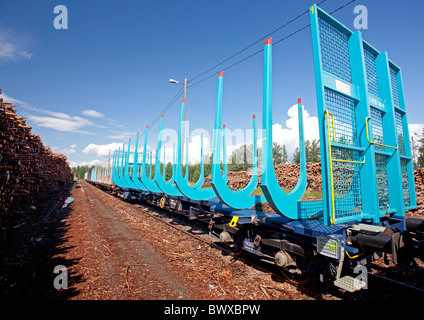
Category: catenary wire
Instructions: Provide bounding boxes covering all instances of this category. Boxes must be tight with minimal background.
[137,0,357,135]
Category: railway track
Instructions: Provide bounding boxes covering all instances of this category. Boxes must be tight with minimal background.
[128,199,328,300]
[101,186,424,300]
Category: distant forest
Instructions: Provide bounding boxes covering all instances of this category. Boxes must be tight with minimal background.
[72,140,321,181]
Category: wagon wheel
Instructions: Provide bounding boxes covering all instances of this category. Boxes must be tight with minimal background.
[223,242,242,256]
[276,265,311,285]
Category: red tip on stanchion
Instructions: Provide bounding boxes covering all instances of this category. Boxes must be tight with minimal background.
[137,132,139,135]
[129,138,131,141]
[161,114,164,118]
[264,37,272,45]
[223,124,226,128]
[201,132,203,136]
[218,71,224,77]
[253,114,256,119]
[146,125,149,128]
[182,98,185,103]
[297,98,302,104]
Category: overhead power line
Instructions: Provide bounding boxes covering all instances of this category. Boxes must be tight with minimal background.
[138,0,357,134]
[188,0,328,84]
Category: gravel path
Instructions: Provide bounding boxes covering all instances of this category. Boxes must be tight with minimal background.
[57,181,308,300]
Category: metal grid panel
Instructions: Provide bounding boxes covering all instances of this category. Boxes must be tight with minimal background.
[298,200,323,219]
[375,154,390,211]
[331,147,362,220]
[318,17,352,82]
[370,107,385,152]
[390,67,400,107]
[325,88,357,146]
[364,49,380,97]
[400,159,411,207]
[395,110,406,156]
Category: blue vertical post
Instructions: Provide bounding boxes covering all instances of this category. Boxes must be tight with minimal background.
[348,31,380,222]
[260,36,306,219]
[120,143,125,184]
[375,52,405,220]
[185,138,189,182]
[112,150,117,185]
[396,69,417,210]
[310,4,331,226]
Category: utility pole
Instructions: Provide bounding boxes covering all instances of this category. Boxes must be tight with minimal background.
[182,78,187,161]
[169,77,188,163]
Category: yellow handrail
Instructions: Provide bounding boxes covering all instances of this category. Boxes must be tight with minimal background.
[324,110,365,225]
[324,109,336,225]
[365,116,398,150]
[332,158,365,164]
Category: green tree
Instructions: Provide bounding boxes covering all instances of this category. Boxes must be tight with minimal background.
[273,142,284,165]
[418,129,424,168]
[281,145,288,164]
[310,139,320,163]
[71,165,95,180]
[291,139,321,164]
[165,161,173,181]
[292,147,300,164]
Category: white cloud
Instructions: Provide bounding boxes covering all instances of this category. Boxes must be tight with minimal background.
[106,132,135,139]
[271,104,319,157]
[69,159,102,167]
[82,142,125,158]
[186,134,210,164]
[0,35,32,63]
[62,143,77,155]
[0,92,107,134]
[26,114,95,134]
[82,109,105,118]
[0,93,36,111]
[409,123,424,141]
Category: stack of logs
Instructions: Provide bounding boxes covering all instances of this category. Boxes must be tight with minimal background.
[203,163,323,191]
[414,168,424,215]
[0,97,74,215]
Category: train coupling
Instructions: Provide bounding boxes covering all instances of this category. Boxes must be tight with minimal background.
[346,218,424,264]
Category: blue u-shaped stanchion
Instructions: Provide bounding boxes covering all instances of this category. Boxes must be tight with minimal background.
[111,149,117,184]
[118,143,131,188]
[139,126,162,193]
[122,138,139,189]
[211,71,266,209]
[130,132,149,191]
[174,99,217,200]
[155,115,183,196]
[260,37,307,219]
[113,147,127,188]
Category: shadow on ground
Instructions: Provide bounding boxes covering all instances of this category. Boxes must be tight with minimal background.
[0,182,84,300]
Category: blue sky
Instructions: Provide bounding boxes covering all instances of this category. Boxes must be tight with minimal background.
[0,0,423,167]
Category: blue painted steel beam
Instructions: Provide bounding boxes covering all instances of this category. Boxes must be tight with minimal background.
[211,71,266,209]
[140,126,162,193]
[260,37,307,219]
[131,133,149,191]
[155,115,183,196]
[174,99,217,200]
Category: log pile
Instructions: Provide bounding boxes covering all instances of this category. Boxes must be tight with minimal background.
[203,163,323,191]
[414,168,424,215]
[0,98,74,215]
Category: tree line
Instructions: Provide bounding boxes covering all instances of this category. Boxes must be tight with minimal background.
[72,139,322,182]
[413,131,424,169]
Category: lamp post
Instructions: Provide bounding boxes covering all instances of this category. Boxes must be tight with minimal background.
[169,77,188,162]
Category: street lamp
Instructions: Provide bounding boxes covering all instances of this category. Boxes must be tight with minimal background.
[168,78,187,102]
[169,77,188,161]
